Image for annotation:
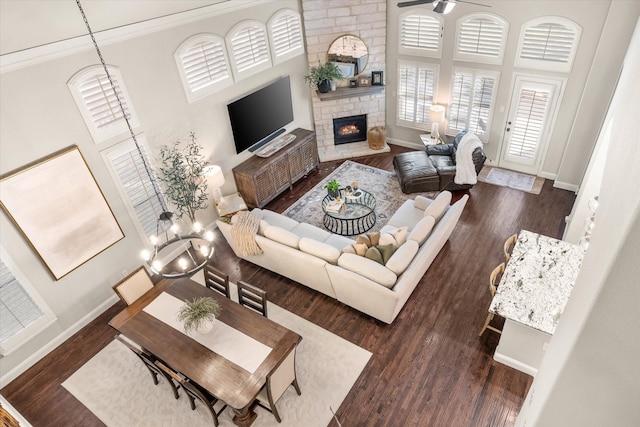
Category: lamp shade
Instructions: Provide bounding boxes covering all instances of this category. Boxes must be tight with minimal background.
[429,105,446,122]
[203,165,225,188]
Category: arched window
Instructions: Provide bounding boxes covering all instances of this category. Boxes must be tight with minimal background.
[227,20,272,80]
[515,17,582,72]
[399,10,443,58]
[68,65,140,144]
[268,9,304,64]
[454,13,509,65]
[174,34,233,103]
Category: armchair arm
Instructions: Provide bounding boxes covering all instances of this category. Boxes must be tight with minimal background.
[425,144,454,156]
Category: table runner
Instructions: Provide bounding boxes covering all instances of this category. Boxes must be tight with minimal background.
[143,292,272,373]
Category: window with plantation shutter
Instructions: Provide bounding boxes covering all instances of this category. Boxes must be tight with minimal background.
[399,10,443,58]
[268,9,304,64]
[515,17,582,72]
[102,136,168,241]
[455,13,508,65]
[227,21,272,80]
[397,61,439,130]
[0,248,56,356]
[68,65,140,144]
[175,34,233,103]
[447,68,499,142]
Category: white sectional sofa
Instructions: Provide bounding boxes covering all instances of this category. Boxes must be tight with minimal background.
[216,191,468,324]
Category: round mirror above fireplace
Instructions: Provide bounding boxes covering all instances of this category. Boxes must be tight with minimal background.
[327,35,368,78]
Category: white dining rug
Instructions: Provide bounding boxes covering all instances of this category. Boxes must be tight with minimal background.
[282,160,438,234]
[478,166,544,194]
[62,303,371,427]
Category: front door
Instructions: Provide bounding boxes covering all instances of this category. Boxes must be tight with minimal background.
[499,75,564,175]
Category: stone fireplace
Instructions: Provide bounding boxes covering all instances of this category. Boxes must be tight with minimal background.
[301,0,388,161]
[333,114,367,145]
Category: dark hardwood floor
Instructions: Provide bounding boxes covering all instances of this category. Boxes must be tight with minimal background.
[2,144,576,426]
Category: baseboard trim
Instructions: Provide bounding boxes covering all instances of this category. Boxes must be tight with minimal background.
[553,181,579,192]
[493,351,538,377]
[0,295,119,388]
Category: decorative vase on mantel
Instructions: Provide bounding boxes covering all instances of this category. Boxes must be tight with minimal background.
[318,79,331,93]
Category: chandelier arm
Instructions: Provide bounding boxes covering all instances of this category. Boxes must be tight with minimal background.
[75,0,168,212]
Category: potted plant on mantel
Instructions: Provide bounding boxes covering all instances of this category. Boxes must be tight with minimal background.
[178,296,221,335]
[304,61,343,93]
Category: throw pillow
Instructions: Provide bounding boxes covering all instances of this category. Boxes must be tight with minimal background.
[413,195,431,211]
[386,240,420,275]
[342,244,356,254]
[299,238,341,264]
[424,191,452,222]
[377,244,396,264]
[356,235,372,247]
[352,243,369,256]
[390,226,408,246]
[408,216,436,245]
[366,231,381,246]
[364,246,384,264]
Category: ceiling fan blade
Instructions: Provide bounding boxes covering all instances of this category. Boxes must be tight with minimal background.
[457,0,491,7]
[397,0,435,7]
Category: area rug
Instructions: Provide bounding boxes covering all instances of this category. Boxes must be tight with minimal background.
[282,160,438,234]
[62,302,371,427]
[478,166,544,195]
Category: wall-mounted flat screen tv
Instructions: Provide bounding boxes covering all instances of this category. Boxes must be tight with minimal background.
[227,75,294,154]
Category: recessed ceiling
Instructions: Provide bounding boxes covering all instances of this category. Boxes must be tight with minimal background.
[0,0,228,56]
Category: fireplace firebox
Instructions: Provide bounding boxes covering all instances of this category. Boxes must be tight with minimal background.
[333,114,367,145]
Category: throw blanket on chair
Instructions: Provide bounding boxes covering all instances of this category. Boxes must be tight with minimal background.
[454,132,483,185]
[231,211,263,256]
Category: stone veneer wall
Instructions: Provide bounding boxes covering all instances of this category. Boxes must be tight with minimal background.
[301,0,388,161]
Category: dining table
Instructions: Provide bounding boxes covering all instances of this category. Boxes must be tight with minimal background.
[109,277,301,426]
[489,230,584,376]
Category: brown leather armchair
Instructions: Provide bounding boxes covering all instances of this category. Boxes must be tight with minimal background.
[426,131,486,191]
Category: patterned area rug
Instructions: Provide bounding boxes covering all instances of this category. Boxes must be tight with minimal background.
[282,160,439,234]
[478,166,545,195]
[62,299,371,427]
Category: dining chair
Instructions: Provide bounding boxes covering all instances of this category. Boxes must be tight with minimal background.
[479,262,505,337]
[256,347,301,422]
[112,266,154,306]
[204,265,231,299]
[503,233,518,263]
[237,280,268,317]
[156,361,226,426]
[114,335,179,399]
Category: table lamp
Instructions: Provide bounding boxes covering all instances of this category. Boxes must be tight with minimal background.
[203,165,226,208]
[429,105,446,142]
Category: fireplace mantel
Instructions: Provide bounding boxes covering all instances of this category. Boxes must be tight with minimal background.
[316,85,385,101]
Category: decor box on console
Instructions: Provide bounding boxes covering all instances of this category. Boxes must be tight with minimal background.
[217,192,468,323]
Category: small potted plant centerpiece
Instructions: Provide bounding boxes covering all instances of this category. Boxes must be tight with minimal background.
[178,296,221,335]
[304,61,343,93]
[323,179,341,198]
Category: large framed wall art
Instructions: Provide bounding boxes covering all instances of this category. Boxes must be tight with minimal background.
[0,146,124,280]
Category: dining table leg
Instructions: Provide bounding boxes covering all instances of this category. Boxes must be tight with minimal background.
[232,406,257,427]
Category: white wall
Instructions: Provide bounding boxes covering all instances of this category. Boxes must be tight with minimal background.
[0,0,312,383]
[385,0,639,189]
[516,17,640,426]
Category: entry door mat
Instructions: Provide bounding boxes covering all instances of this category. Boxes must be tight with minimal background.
[478,166,544,194]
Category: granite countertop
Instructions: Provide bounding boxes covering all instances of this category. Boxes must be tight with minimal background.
[489,230,585,335]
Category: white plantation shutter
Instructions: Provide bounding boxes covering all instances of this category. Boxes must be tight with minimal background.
[268,9,304,64]
[455,13,508,64]
[399,11,443,58]
[227,21,272,80]
[397,61,439,129]
[103,137,168,239]
[175,34,232,102]
[448,68,498,141]
[0,249,55,355]
[516,17,582,72]
[68,66,140,144]
[508,89,551,159]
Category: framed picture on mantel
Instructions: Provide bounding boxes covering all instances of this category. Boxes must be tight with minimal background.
[372,71,384,86]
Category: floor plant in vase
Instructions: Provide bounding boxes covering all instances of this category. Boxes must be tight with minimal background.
[178,296,221,335]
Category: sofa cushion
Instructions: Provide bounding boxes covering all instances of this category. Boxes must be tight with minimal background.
[342,244,356,254]
[263,225,300,248]
[324,234,356,251]
[260,210,299,230]
[386,240,420,275]
[338,253,397,288]
[386,199,425,230]
[291,223,331,241]
[408,215,436,245]
[424,191,452,222]
[259,219,269,236]
[413,195,432,211]
[299,238,341,264]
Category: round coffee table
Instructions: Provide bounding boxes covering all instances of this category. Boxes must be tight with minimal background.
[321,189,376,236]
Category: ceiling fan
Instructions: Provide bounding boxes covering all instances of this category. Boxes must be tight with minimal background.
[397,0,490,14]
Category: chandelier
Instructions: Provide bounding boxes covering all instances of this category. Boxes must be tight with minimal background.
[76,0,216,279]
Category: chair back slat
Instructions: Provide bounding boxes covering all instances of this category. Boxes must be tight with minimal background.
[504,234,518,263]
[204,265,231,299]
[237,280,268,317]
[489,263,505,297]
